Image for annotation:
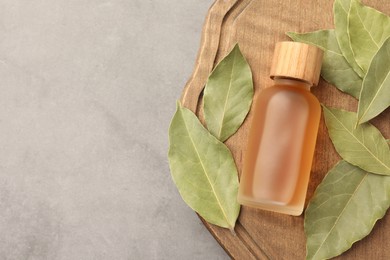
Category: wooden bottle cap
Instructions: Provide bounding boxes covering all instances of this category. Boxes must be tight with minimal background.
[270,41,323,86]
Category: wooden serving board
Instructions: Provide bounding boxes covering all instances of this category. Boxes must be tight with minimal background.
[180,0,390,259]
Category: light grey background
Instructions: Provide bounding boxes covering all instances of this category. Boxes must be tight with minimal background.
[0,0,228,259]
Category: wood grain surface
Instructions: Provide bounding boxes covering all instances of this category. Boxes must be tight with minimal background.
[180,0,390,259]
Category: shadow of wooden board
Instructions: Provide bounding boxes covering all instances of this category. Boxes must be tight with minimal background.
[180,0,390,259]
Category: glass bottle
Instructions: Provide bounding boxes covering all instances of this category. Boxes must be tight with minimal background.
[237,42,323,216]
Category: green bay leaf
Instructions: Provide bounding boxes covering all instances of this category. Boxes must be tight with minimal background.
[287,30,362,98]
[305,160,390,260]
[204,44,253,142]
[348,0,390,72]
[334,0,365,77]
[323,105,390,175]
[168,102,240,230]
[357,37,390,124]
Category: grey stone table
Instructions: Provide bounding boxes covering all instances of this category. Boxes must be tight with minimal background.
[0,0,228,259]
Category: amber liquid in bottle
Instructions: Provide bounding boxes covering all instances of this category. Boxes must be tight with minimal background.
[237,78,321,215]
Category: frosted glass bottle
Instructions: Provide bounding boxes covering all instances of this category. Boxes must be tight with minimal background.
[237,42,323,216]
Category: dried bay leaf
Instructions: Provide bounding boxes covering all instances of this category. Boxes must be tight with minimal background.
[323,105,390,175]
[305,160,390,260]
[204,44,253,142]
[287,30,362,98]
[334,0,364,77]
[168,102,240,230]
[348,0,390,72]
[357,37,390,124]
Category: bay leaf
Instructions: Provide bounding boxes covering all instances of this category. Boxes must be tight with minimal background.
[305,160,390,260]
[168,102,240,230]
[322,105,390,175]
[203,44,253,142]
[334,0,365,77]
[348,0,390,72]
[287,30,362,98]
[357,37,390,124]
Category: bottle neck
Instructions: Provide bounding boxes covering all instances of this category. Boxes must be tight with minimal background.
[273,77,312,91]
